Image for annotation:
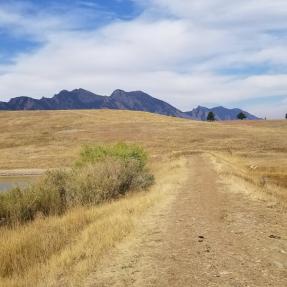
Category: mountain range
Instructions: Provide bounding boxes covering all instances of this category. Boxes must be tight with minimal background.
[0,88,259,121]
[185,105,259,121]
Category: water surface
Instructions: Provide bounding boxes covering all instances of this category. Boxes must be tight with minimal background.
[0,176,36,193]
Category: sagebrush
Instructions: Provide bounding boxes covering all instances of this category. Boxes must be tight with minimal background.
[0,143,154,226]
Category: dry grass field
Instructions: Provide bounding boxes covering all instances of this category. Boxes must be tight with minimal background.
[0,110,286,286]
[1,110,286,201]
[0,153,186,287]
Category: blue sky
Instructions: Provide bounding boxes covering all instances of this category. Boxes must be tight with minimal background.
[0,0,287,118]
[0,0,139,60]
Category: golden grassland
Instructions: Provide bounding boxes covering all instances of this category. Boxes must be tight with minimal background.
[0,110,286,169]
[0,157,187,287]
[0,109,286,201]
[0,109,286,286]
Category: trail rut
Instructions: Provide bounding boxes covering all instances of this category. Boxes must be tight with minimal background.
[85,155,287,287]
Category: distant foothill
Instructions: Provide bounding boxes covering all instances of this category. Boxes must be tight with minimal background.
[0,88,260,121]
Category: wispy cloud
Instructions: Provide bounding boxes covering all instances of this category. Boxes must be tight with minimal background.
[0,0,286,118]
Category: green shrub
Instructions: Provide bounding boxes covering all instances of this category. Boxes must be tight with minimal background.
[32,170,69,216]
[77,143,147,169]
[0,144,153,226]
[67,158,154,206]
[67,159,123,206]
[0,187,35,225]
[0,170,69,225]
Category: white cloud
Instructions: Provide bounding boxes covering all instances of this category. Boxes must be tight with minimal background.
[0,1,287,119]
[0,4,68,41]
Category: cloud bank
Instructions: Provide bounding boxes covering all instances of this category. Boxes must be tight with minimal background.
[0,0,287,118]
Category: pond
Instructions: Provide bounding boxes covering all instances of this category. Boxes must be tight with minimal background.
[0,177,36,193]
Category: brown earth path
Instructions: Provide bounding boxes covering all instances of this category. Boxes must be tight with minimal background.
[85,155,287,287]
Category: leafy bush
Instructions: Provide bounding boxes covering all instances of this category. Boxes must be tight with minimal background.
[0,187,35,225]
[67,158,153,206]
[77,143,147,169]
[0,144,154,226]
[0,170,69,225]
[33,170,69,216]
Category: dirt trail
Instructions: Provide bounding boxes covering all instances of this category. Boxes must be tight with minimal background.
[85,155,287,287]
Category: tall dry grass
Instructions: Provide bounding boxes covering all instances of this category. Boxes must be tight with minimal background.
[0,110,285,172]
[0,158,187,287]
[0,143,153,226]
[209,152,287,207]
[0,110,286,286]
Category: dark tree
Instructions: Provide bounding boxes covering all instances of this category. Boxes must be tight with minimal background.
[237,112,247,120]
[285,113,287,119]
[207,111,215,121]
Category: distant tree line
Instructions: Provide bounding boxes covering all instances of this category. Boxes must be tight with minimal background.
[206,111,247,121]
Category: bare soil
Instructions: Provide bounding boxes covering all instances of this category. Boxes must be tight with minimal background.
[85,155,287,287]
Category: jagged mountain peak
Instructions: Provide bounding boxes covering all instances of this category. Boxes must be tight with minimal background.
[0,88,259,121]
[111,89,125,94]
[111,89,150,98]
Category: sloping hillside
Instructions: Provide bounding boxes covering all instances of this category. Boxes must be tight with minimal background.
[0,89,259,120]
[0,110,286,287]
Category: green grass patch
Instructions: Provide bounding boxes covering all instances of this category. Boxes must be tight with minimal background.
[77,143,147,168]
